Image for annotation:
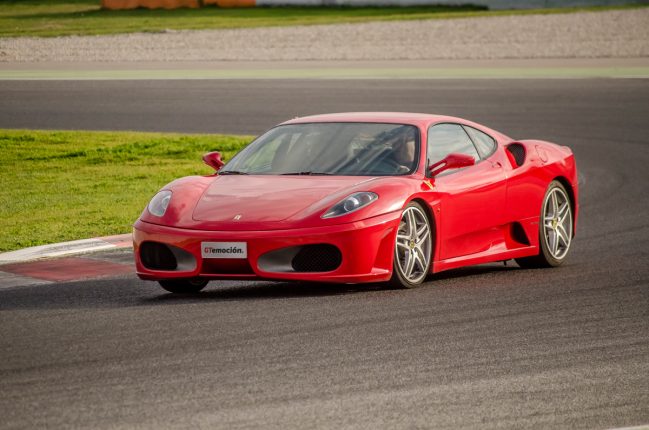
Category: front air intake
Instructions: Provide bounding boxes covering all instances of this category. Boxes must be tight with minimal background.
[140,242,177,270]
[291,244,342,272]
[140,242,197,271]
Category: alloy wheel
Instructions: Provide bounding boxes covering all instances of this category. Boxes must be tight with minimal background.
[394,205,432,284]
[542,186,573,260]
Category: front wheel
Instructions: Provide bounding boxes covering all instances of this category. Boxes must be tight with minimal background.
[158,278,208,294]
[516,180,573,268]
[389,201,433,288]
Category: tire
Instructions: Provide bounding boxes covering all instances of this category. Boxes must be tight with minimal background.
[516,180,574,269]
[389,201,433,288]
[158,278,208,294]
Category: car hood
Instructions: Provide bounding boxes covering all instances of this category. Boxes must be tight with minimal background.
[192,175,374,226]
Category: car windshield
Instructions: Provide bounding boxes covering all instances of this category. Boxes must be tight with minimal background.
[222,122,420,176]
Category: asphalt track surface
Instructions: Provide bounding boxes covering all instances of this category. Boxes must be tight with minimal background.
[1,79,648,429]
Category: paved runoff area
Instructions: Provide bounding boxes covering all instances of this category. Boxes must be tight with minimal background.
[0,79,648,429]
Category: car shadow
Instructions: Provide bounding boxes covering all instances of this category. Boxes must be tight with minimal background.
[141,280,385,305]
[0,263,519,311]
[428,264,515,281]
[144,264,520,303]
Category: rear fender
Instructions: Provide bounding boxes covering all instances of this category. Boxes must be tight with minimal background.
[504,140,578,233]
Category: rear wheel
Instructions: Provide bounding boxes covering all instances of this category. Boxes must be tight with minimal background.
[158,278,208,294]
[516,180,573,268]
[390,202,433,288]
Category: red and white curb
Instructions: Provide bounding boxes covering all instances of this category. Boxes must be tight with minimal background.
[0,234,133,289]
[0,234,132,264]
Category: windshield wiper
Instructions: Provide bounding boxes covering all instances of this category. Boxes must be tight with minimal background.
[280,171,333,176]
[219,170,248,175]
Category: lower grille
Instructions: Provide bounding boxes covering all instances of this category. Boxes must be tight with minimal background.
[201,259,255,275]
[140,242,177,270]
[140,241,196,272]
[291,244,342,272]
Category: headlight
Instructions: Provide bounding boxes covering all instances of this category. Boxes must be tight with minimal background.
[322,192,378,219]
[148,190,172,217]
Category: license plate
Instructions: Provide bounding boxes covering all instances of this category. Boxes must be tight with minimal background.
[201,242,247,259]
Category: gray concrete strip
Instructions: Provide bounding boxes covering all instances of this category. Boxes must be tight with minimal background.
[2,58,647,80]
[2,58,647,71]
[2,67,649,80]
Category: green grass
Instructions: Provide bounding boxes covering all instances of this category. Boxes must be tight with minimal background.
[0,0,646,38]
[0,129,252,252]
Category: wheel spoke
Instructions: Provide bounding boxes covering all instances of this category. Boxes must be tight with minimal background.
[416,223,428,238]
[416,225,429,244]
[561,217,572,238]
[414,247,427,271]
[550,191,559,217]
[546,229,557,256]
[407,209,416,237]
[552,230,559,255]
[555,228,565,247]
[557,225,570,248]
[412,250,423,272]
[396,241,410,250]
[404,250,416,276]
[557,201,569,218]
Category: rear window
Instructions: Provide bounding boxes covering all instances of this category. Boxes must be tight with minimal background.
[463,126,497,159]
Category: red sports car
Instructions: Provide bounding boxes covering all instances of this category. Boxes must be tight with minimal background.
[133,112,578,293]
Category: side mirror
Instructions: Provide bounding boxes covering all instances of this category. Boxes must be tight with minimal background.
[428,153,475,177]
[202,151,225,172]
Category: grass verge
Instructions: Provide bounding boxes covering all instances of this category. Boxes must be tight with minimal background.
[0,129,252,252]
[0,1,646,38]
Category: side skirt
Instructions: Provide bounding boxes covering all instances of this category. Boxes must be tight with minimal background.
[432,244,538,273]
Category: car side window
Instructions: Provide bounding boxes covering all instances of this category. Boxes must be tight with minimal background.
[463,126,496,159]
[427,123,480,166]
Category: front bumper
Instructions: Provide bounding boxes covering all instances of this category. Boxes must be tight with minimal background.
[133,211,400,284]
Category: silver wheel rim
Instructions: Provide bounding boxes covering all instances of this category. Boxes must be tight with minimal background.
[542,187,573,260]
[395,206,431,284]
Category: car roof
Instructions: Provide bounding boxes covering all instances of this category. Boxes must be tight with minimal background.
[281,112,465,128]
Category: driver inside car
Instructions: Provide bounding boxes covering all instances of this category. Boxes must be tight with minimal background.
[378,127,416,174]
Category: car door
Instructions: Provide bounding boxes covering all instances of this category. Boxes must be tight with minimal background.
[427,123,507,260]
